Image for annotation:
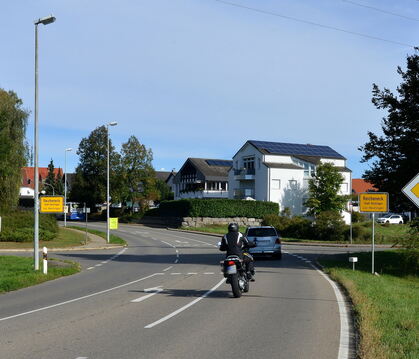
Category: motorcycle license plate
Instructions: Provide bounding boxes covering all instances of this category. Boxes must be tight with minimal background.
[226,265,237,274]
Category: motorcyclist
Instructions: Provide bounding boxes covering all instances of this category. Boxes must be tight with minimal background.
[219,223,256,281]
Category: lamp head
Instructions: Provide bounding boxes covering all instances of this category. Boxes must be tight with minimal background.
[35,15,56,25]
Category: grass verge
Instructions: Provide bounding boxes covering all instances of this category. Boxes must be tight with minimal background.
[68,226,127,246]
[0,256,80,293]
[319,250,418,359]
[0,227,89,249]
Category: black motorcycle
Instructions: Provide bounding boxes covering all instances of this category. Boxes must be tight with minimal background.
[220,255,250,298]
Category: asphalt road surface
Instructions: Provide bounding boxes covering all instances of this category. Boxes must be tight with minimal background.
[0,223,359,359]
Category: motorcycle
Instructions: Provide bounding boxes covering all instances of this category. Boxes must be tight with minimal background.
[220,255,250,298]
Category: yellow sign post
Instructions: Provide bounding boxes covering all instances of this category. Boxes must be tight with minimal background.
[39,196,64,213]
[109,217,119,230]
[359,192,389,213]
[358,192,389,275]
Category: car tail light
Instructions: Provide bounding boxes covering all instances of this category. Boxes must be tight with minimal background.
[275,237,281,244]
[227,261,235,265]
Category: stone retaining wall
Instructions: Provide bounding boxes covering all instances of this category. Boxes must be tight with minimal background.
[181,217,262,228]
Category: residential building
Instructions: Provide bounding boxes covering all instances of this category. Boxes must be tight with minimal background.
[155,170,177,193]
[173,158,232,200]
[228,140,352,222]
[20,167,64,198]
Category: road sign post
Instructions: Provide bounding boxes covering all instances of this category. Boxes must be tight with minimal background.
[39,196,64,213]
[359,192,389,274]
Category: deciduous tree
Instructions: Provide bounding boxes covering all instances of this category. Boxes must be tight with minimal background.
[359,53,419,212]
[0,89,29,211]
[305,163,349,216]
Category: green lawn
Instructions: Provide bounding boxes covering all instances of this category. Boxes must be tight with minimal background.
[319,250,418,359]
[68,226,127,245]
[0,255,80,293]
[0,227,88,249]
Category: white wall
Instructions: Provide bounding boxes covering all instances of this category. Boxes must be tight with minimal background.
[263,154,293,164]
[320,158,346,167]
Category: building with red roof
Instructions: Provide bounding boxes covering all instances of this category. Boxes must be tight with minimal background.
[352,178,377,194]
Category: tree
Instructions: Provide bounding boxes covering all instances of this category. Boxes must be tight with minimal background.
[305,163,349,216]
[156,179,174,202]
[70,126,120,210]
[120,136,157,212]
[43,159,56,195]
[0,89,29,211]
[359,53,419,212]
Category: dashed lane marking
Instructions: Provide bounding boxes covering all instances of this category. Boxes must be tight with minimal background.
[163,266,173,272]
[131,287,163,303]
[0,273,163,322]
[144,278,225,329]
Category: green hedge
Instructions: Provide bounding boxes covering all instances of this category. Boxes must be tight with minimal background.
[0,210,58,242]
[148,199,279,218]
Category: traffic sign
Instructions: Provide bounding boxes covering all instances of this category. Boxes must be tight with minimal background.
[359,192,389,213]
[40,196,64,213]
[402,172,419,208]
[110,217,118,229]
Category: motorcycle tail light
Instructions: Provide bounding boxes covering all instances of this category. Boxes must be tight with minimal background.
[275,237,281,244]
[227,260,235,266]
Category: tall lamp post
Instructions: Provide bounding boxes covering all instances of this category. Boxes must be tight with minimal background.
[106,122,118,243]
[64,148,72,227]
[34,15,56,270]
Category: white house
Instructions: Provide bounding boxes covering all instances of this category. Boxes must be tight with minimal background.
[173,158,232,200]
[228,140,352,223]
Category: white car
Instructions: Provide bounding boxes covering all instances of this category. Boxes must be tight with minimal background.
[376,214,404,224]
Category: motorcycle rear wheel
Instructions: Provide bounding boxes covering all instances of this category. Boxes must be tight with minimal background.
[230,274,242,298]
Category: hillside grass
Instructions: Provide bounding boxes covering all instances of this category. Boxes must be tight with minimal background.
[0,227,88,249]
[0,256,80,293]
[319,250,418,359]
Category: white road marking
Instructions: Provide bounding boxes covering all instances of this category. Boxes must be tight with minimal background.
[95,264,102,267]
[0,273,163,322]
[203,272,214,275]
[75,357,88,359]
[131,287,163,303]
[144,278,225,329]
[170,273,181,275]
[187,273,197,275]
[163,266,173,272]
[87,267,94,270]
[175,240,189,244]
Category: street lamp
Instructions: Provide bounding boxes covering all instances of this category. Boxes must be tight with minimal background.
[42,182,55,195]
[106,122,118,243]
[64,148,72,227]
[34,14,56,271]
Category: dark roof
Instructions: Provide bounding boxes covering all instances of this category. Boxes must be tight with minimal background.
[175,158,231,182]
[189,158,232,180]
[248,140,346,159]
[155,171,172,182]
[263,162,303,169]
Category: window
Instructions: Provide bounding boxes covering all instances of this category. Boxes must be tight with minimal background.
[243,156,255,170]
[247,228,277,237]
[272,179,281,190]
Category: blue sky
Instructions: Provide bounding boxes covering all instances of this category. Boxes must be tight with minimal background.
[1,0,417,178]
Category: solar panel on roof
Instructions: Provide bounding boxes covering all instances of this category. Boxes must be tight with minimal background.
[249,140,344,159]
[206,160,233,167]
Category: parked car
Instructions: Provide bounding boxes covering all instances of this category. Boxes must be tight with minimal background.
[245,226,282,259]
[376,214,404,224]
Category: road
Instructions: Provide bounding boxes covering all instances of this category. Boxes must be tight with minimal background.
[0,223,357,359]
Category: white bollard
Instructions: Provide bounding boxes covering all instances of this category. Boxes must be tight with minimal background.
[42,247,48,274]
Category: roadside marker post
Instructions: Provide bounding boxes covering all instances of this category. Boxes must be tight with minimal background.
[359,192,389,274]
[42,247,48,274]
[349,257,358,271]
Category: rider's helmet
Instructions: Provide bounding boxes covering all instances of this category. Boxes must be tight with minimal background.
[228,222,239,233]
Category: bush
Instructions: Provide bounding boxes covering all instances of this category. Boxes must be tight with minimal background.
[313,211,346,241]
[150,199,279,218]
[263,214,312,239]
[351,211,367,223]
[0,210,58,242]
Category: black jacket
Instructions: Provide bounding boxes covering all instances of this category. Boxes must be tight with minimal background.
[219,232,253,257]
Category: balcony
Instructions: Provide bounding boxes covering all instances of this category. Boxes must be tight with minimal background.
[234,168,255,180]
[234,188,255,200]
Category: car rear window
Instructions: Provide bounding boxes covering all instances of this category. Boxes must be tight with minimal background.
[247,228,277,237]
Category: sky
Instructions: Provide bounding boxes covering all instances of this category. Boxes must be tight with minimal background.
[1,0,418,178]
